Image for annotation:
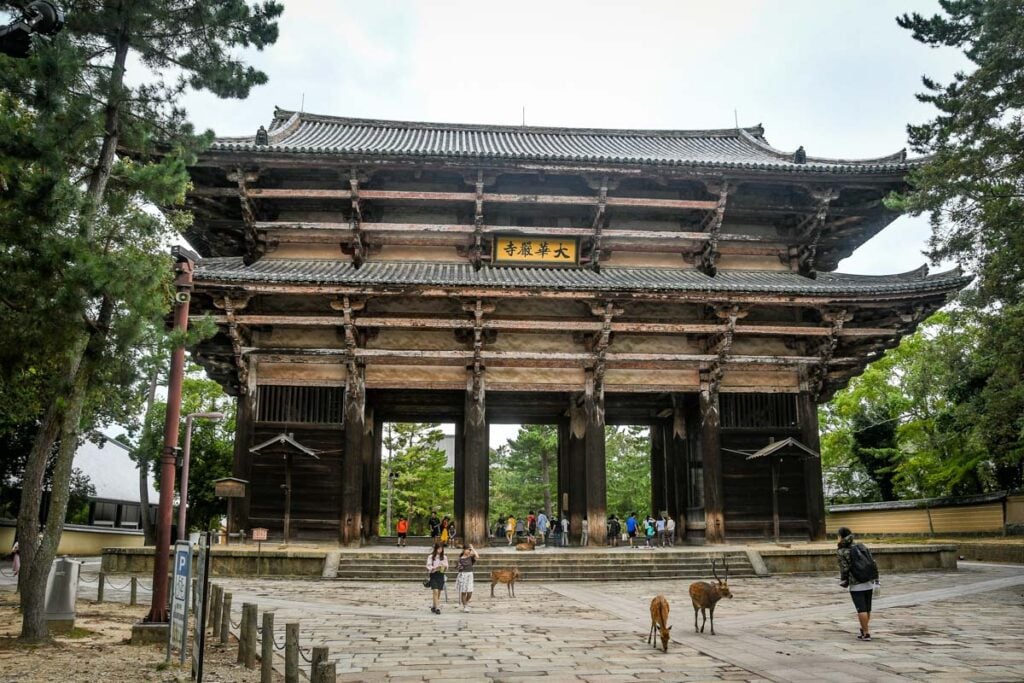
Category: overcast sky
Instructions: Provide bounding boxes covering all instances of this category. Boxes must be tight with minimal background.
[180,0,966,446]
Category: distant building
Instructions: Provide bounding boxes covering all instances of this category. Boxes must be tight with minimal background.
[74,437,158,529]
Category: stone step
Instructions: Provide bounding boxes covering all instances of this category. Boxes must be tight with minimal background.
[332,569,759,581]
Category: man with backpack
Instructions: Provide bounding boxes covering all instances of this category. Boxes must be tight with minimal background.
[836,526,880,641]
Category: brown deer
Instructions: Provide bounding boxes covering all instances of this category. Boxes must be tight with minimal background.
[490,568,521,597]
[515,537,536,551]
[688,558,732,635]
[648,595,672,652]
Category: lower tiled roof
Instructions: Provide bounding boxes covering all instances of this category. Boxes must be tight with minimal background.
[195,258,969,298]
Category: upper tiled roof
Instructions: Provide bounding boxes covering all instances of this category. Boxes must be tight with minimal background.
[195,258,968,298]
[208,109,916,175]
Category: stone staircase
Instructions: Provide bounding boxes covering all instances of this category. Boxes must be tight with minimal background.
[331,549,757,582]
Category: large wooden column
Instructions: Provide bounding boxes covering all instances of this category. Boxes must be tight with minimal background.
[454,419,465,540]
[231,360,256,536]
[700,368,725,543]
[362,409,381,541]
[650,421,667,516]
[670,401,690,521]
[567,398,587,545]
[462,371,488,546]
[556,418,570,523]
[584,372,607,546]
[341,363,365,546]
[799,392,827,540]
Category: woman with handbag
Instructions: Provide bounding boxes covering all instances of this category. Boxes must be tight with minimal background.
[425,542,448,614]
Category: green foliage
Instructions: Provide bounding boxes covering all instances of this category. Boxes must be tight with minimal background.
[489,425,558,521]
[605,426,651,518]
[380,423,452,536]
[883,1,1024,492]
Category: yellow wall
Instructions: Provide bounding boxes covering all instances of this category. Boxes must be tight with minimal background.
[1,525,146,557]
[827,502,1005,536]
[1006,495,1024,525]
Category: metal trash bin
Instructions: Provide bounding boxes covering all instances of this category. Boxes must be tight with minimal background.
[44,557,81,633]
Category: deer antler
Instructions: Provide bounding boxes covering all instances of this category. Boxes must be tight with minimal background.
[711,558,719,581]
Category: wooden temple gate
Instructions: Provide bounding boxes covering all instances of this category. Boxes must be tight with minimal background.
[185,111,968,546]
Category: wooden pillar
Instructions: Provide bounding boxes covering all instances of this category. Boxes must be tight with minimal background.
[567,397,587,544]
[463,372,488,546]
[799,392,826,541]
[231,388,255,536]
[700,370,725,544]
[362,409,381,541]
[650,421,666,516]
[584,373,607,546]
[670,396,689,524]
[340,363,365,546]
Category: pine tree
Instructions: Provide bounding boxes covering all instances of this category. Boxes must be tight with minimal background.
[0,0,282,641]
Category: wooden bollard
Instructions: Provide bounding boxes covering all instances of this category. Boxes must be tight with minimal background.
[310,646,329,680]
[219,592,232,644]
[210,585,222,633]
[261,611,274,683]
[240,603,258,668]
[129,576,138,606]
[284,622,299,683]
[312,661,336,683]
[96,572,105,603]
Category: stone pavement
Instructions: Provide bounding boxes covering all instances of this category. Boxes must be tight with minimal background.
[205,561,1024,682]
[3,558,1023,681]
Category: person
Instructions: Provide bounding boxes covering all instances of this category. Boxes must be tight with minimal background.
[536,511,549,546]
[10,537,19,577]
[425,542,449,614]
[428,511,441,544]
[560,514,569,547]
[396,516,408,547]
[447,518,457,547]
[506,513,516,546]
[440,516,450,546]
[455,544,479,612]
[656,515,666,547]
[581,516,589,546]
[607,515,621,547]
[526,510,537,540]
[644,515,656,548]
[836,526,880,641]
[626,512,638,549]
[665,514,676,547]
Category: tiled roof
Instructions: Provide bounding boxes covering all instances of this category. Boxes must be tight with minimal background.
[195,258,969,297]
[208,110,916,175]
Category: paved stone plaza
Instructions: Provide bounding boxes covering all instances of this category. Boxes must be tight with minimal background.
[4,557,1022,681]
[202,560,1022,682]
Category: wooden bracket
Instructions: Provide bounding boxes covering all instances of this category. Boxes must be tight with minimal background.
[348,170,365,268]
[472,170,485,270]
[794,187,839,277]
[588,177,609,273]
[698,180,730,276]
[228,168,264,265]
[464,298,490,421]
[698,363,723,424]
[587,300,620,398]
[213,294,253,394]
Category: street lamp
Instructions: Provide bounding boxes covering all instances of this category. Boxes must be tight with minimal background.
[178,411,225,541]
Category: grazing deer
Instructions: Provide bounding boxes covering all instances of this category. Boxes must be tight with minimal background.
[688,558,732,635]
[490,568,521,597]
[515,537,536,551]
[648,595,672,652]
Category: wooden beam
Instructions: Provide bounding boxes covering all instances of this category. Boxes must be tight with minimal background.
[196,312,898,339]
[698,181,730,276]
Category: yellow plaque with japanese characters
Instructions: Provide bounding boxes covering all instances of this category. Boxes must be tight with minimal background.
[493,236,579,265]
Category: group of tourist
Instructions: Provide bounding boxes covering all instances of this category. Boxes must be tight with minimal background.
[499,510,565,546]
[610,512,677,548]
[491,510,678,547]
[424,541,478,614]
[426,511,458,547]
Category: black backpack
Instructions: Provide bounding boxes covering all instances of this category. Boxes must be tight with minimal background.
[849,543,879,583]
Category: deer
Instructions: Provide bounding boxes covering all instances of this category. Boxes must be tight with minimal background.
[648,595,672,652]
[490,568,521,597]
[515,537,536,551]
[688,558,732,635]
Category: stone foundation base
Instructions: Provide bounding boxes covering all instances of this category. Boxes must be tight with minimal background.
[130,621,168,645]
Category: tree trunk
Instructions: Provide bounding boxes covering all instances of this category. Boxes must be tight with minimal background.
[138,368,159,545]
[540,446,552,519]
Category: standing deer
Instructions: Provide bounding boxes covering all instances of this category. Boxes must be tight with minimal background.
[688,558,732,635]
[648,595,672,652]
